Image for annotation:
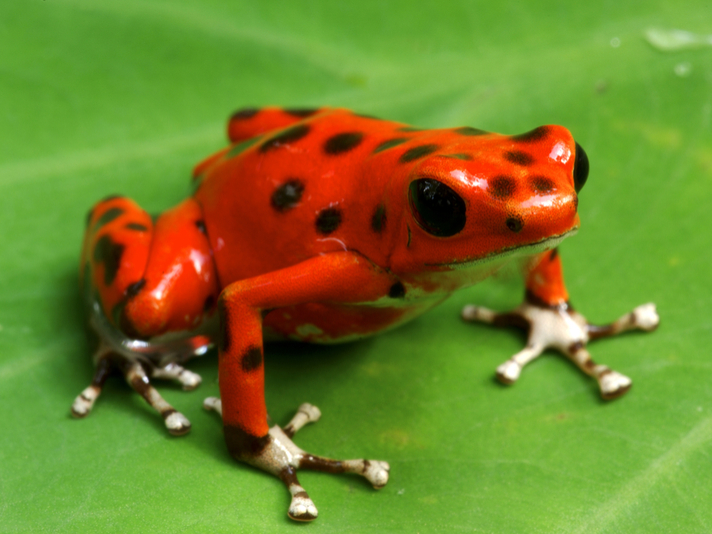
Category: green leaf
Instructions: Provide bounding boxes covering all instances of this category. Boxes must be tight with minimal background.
[2,1,711,532]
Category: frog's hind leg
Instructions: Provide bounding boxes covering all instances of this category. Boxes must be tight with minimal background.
[76,195,218,434]
[71,298,212,435]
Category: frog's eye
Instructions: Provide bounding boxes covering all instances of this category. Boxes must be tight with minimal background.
[573,142,589,193]
[408,178,466,237]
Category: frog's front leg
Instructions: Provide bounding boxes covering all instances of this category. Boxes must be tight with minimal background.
[213,251,394,521]
[462,249,659,399]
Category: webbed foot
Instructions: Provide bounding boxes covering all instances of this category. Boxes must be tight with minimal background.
[462,301,659,399]
[204,399,390,521]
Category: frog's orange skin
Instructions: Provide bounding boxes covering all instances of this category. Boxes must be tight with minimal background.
[76,107,658,521]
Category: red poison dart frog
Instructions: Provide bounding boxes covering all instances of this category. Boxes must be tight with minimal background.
[73,107,659,521]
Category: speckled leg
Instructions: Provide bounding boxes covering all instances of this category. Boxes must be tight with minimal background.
[204,399,390,521]
[123,362,191,436]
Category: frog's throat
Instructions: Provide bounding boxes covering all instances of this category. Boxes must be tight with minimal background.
[431,228,579,270]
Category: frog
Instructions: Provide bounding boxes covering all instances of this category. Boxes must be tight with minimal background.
[72,107,659,521]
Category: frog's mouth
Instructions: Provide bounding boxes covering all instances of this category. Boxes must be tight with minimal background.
[431,228,579,269]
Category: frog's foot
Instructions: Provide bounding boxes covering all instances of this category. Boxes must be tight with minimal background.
[123,361,192,435]
[462,301,659,400]
[71,351,198,435]
[204,400,390,522]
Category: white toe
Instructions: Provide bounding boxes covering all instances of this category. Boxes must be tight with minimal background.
[599,371,632,400]
[496,361,521,384]
[633,303,660,331]
[365,460,390,489]
[165,411,191,435]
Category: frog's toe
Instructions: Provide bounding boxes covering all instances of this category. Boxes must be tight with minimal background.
[496,360,522,385]
[287,488,319,522]
[151,362,202,391]
[203,396,223,416]
[598,370,632,400]
[71,386,100,418]
[364,460,390,489]
[164,411,192,436]
[632,303,660,332]
[177,369,202,391]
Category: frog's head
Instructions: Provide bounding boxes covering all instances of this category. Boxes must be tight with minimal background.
[388,125,587,275]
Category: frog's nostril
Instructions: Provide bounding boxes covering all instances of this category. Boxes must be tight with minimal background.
[506,216,523,233]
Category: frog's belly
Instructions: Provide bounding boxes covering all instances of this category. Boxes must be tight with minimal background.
[263,300,440,344]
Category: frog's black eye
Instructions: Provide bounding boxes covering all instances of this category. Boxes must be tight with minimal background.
[573,142,589,193]
[408,178,466,237]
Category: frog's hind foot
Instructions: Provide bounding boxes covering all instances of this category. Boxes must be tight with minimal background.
[462,301,659,400]
[122,361,192,436]
[203,400,390,522]
[72,350,195,436]
[70,300,212,435]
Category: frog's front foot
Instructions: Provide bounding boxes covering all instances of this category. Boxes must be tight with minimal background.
[204,399,390,521]
[462,301,659,399]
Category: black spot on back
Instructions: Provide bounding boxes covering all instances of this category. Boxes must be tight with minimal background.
[489,176,517,199]
[397,126,423,132]
[95,207,124,229]
[260,124,310,152]
[531,176,555,194]
[285,108,319,118]
[272,179,305,212]
[506,216,524,233]
[455,127,487,136]
[231,108,259,121]
[324,132,364,155]
[373,138,408,154]
[93,235,125,286]
[504,150,534,166]
[442,153,473,160]
[389,282,405,299]
[316,207,342,234]
[218,299,230,353]
[400,144,439,163]
[512,126,550,143]
[125,279,146,298]
[371,204,386,233]
[241,346,263,372]
[125,222,148,232]
[550,248,559,261]
[195,220,207,234]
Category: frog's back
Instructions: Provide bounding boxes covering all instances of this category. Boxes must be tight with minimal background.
[192,108,410,285]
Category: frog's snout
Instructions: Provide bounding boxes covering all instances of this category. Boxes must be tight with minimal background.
[573,142,589,193]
